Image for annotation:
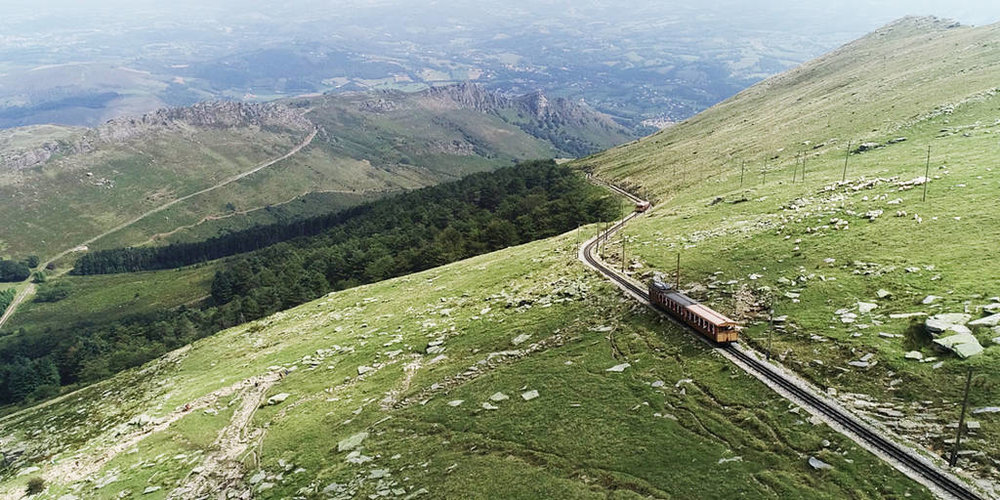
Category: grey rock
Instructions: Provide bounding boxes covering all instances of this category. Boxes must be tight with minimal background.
[972,407,1000,414]
[933,332,983,358]
[932,313,972,325]
[848,361,870,368]
[606,363,631,372]
[858,302,878,314]
[921,295,941,304]
[876,289,893,299]
[267,393,290,405]
[808,456,833,470]
[904,351,924,360]
[447,400,464,407]
[338,431,369,452]
[489,392,510,402]
[142,487,161,495]
[521,390,539,401]
[969,313,1000,327]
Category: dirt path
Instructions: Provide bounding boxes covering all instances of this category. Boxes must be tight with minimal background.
[0,284,33,331]
[168,373,281,499]
[40,371,280,488]
[0,128,317,331]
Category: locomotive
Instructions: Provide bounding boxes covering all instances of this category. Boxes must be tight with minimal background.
[648,280,739,343]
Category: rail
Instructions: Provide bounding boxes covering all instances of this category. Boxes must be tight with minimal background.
[579,188,985,500]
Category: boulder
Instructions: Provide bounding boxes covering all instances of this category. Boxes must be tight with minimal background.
[808,456,833,470]
[521,390,539,401]
[969,313,1000,327]
[876,289,892,299]
[337,431,369,452]
[267,393,290,405]
[858,302,878,314]
[489,392,510,402]
[972,407,1000,414]
[933,332,983,358]
[447,400,464,407]
[904,351,924,361]
[606,363,631,372]
[934,313,972,324]
[921,295,941,304]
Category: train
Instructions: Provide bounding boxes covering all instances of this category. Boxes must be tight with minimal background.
[648,280,739,343]
[634,200,651,212]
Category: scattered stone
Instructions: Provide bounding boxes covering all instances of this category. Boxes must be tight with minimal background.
[808,456,833,470]
[447,400,464,407]
[357,365,375,375]
[921,295,940,304]
[717,456,743,464]
[489,392,510,402]
[606,363,631,372]
[521,390,539,401]
[267,393,291,405]
[511,333,532,346]
[993,337,1000,345]
[821,439,831,448]
[972,407,1000,414]
[249,471,266,484]
[338,432,369,452]
[969,313,1000,327]
[966,421,981,430]
[848,361,870,368]
[932,361,944,369]
[651,380,665,388]
[904,351,924,361]
[142,487,161,495]
[876,289,892,299]
[858,302,878,314]
[481,402,498,410]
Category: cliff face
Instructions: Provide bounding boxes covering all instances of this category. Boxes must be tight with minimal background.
[1,102,311,172]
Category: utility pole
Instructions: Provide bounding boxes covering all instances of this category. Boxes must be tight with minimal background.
[949,367,974,467]
[762,160,767,185]
[621,235,626,273]
[675,253,681,289]
[740,160,745,188]
[793,153,799,183]
[802,154,807,181]
[923,145,931,202]
[842,140,852,183]
[767,309,774,361]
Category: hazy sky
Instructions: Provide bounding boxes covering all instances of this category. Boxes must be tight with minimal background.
[4,0,1000,27]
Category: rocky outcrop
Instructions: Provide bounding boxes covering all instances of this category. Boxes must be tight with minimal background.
[1,102,312,172]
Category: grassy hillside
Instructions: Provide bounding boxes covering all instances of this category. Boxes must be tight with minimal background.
[581,16,1000,485]
[0,231,928,499]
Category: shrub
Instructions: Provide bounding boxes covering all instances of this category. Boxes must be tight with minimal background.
[26,477,45,495]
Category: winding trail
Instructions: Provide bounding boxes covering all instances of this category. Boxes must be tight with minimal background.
[0,128,317,331]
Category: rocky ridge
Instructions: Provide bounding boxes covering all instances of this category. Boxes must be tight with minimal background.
[1,102,312,172]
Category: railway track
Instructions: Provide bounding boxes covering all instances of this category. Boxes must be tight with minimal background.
[578,190,986,500]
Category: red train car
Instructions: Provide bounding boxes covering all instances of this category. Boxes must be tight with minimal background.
[648,281,739,343]
[634,201,651,213]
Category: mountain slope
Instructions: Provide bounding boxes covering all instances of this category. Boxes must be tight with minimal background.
[581,16,1000,488]
[0,232,927,499]
[0,85,631,262]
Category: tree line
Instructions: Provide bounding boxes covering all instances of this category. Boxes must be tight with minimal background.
[0,161,615,406]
